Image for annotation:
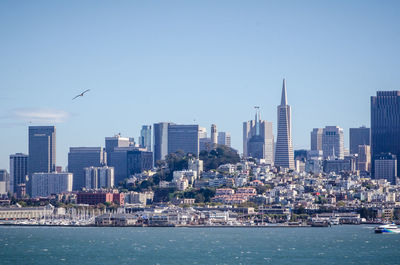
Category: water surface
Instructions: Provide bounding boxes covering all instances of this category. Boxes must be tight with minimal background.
[1,225,399,264]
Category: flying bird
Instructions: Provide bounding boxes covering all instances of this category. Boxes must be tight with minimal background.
[72,89,90,100]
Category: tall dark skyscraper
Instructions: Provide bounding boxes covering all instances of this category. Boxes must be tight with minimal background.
[371,91,400,178]
[275,79,294,169]
[349,126,371,155]
[28,126,56,176]
[9,153,28,193]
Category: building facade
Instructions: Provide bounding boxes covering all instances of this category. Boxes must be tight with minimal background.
[168,124,199,156]
[310,128,323,152]
[0,169,9,196]
[28,126,56,176]
[218,132,231,147]
[68,147,105,191]
[322,126,344,160]
[275,79,294,169]
[9,153,28,194]
[139,125,152,151]
[153,122,170,163]
[374,153,397,185]
[243,108,274,164]
[349,126,370,155]
[84,166,114,189]
[371,91,400,178]
[31,172,73,198]
[127,150,153,175]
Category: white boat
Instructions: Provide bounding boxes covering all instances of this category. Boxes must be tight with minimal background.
[374,224,400,234]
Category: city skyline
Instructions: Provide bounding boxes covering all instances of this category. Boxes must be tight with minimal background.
[1,1,400,169]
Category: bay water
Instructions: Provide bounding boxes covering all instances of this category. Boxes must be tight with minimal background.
[1,225,399,264]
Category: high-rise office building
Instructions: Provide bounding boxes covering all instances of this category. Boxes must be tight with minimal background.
[243,108,274,164]
[105,134,132,164]
[31,172,73,198]
[68,147,105,190]
[349,126,370,155]
[28,126,56,175]
[84,166,114,189]
[153,122,170,163]
[199,127,207,139]
[0,169,9,196]
[211,124,218,146]
[218,132,231,147]
[374,153,397,185]
[168,124,199,156]
[108,146,141,184]
[139,125,152,151]
[322,126,344,160]
[371,91,400,178]
[9,153,28,194]
[275,79,294,169]
[127,150,153,175]
[310,128,323,152]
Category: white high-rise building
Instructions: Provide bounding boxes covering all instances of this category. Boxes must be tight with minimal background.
[84,166,114,189]
[275,79,294,169]
[322,126,344,159]
[31,172,73,198]
[218,132,231,147]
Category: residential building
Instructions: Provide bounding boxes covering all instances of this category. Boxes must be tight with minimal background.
[349,126,370,155]
[9,153,28,194]
[31,172,73,198]
[84,166,114,189]
[371,91,400,178]
[28,126,56,175]
[68,147,105,191]
[322,126,344,159]
[275,79,294,169]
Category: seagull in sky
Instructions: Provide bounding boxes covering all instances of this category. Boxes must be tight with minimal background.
[72,89,90,100]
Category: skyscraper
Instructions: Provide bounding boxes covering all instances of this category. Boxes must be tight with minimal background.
[153,122,170,163]
[28,126,56,176]
[310,128,323,152]
[349,126,370,155]
[105,134,132,164]
[168,124,199,156]
[218,132,231,147]
[0,169,9,196]
[371,91,400,178]
[275,79,294,169]
[322,126,344,160]
[139,125,152,151]
[9,153,28,194]
[68,147,105,190]
[243,108,274,164]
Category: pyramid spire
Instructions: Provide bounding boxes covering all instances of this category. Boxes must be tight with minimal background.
[281,78,287,106]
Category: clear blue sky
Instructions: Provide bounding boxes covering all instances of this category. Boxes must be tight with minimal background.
[1,0,399,170]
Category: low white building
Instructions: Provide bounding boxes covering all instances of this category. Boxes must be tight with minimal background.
[31,173,73,198]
